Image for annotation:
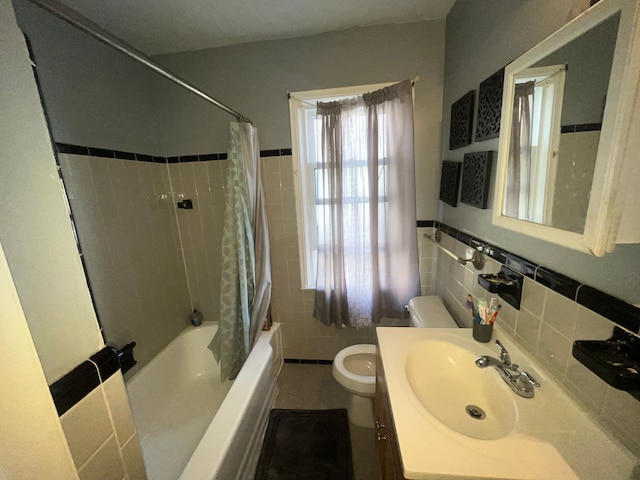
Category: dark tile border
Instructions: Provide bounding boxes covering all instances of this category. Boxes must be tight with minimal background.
[577,286,640,333]
[49,360,100,416]
[57,143,88,155]
[416,220,434,228]
[284,358,333,365]
[561,123,602,133]
[56,143,293,163]
[89,347,119,382]
[506,254,538,279]
[433,221,640,334]
[49,346,122,416]
[88,147,114,158]
[535,267,580,300]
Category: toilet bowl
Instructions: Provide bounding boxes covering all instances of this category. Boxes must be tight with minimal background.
[332,344,376,427]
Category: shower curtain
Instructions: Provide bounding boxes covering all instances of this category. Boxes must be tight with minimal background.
[209,122,271,381]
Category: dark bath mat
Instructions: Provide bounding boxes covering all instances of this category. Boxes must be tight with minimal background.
[254,408,353,480]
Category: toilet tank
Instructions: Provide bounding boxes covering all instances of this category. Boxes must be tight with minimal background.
[407,296,457,328]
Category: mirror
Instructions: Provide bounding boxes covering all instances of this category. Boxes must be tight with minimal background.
[493,0,640,255]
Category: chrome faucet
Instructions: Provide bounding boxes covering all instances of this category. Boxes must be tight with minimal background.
[475,340,540,398]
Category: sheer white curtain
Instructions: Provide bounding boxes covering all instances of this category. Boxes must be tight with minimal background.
[313,80,420,328]
[504,81,535,219]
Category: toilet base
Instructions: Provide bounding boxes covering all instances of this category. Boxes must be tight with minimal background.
[347,393,374,428]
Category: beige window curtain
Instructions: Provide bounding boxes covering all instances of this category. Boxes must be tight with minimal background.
[313,80,420,328]
[504,81,535,219]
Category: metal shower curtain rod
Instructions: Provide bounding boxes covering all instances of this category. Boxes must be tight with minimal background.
[26,0,253,124]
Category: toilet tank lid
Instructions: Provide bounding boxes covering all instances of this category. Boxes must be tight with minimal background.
[408,296,457,328]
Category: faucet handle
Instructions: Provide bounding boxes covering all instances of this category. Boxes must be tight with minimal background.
[517,371,540,388]
[495,339,511,365]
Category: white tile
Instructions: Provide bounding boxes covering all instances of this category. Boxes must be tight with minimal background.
[542,290,577,338]
[102,373,137,447]
[78,436,125,480]
[520,277,546,317]
[537,323,571,375]
[61,385,114,468]
[514,308,541,353]
[121,435,147,480]
[573,305,615,341]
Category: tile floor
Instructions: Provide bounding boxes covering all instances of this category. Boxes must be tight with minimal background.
[274,363,379,480]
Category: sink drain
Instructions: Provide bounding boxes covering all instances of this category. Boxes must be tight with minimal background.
[466,405,486,420]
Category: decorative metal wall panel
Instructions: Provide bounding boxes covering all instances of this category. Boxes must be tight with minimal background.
[439,161,462,207]
[449,90,475,150]
[460,151,493,209]
[475,68,505,141]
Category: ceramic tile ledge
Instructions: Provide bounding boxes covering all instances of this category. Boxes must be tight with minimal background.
[419,220,640,335]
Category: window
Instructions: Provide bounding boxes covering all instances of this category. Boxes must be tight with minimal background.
[288,83,395,288]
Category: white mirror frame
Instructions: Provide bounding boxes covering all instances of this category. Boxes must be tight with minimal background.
[493,0,640,256]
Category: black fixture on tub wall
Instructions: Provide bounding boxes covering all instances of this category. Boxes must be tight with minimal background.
[177,199,193,209]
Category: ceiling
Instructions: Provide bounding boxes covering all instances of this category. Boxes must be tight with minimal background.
[55,0,456,55]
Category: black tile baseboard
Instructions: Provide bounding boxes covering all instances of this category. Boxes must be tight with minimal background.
[284,358,333,365]
[49,346,121,416]
[433,221,640,334]
[56,143,293,163]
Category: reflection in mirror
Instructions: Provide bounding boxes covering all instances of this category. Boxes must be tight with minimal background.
[502,12,620,233]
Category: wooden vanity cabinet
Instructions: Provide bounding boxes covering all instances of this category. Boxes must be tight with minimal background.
[375,347,407,480]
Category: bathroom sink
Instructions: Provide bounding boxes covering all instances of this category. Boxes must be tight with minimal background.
[376,327,638,480]
[405,339,517,440]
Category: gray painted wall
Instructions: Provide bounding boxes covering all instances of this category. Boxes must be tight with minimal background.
[154,21,446,220]
[14,0,165,156]
[2,0,103,383]
[440,0,640,305]
[535,12,618,126]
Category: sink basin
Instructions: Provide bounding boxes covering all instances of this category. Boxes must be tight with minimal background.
[405,339,517,440]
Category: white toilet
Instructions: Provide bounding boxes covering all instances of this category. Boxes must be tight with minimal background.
[407,295,459,328]
[332,296,458,427]
[332,344,376,427]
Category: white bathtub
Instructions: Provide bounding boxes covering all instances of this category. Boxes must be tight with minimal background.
[126,322,282,480]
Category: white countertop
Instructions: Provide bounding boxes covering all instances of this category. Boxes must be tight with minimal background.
[376,326,638,480]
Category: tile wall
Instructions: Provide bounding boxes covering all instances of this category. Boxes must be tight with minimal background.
[166,158,227,327]
[433,227,640,456]
[50,348,147,479]
[59,151,191,377]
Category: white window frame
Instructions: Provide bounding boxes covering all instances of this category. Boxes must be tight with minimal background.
[288,82,395,289]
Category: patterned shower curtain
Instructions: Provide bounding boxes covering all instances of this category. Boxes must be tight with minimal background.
[209,122,271,381]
